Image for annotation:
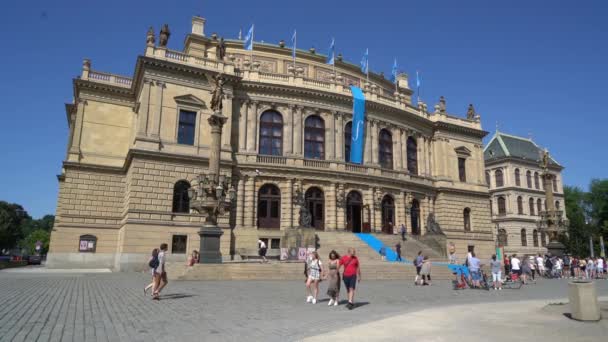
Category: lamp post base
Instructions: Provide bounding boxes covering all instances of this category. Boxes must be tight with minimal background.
[198,224,224,263]
[546,240,566,257]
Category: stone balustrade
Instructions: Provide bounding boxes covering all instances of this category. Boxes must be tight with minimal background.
[86,71,133,88]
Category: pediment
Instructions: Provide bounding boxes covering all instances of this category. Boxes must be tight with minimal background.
[174,94,206,108]
[454,146,472,156]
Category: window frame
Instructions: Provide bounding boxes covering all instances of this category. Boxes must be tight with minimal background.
[463,207,471,231]
[171,234,188,254]
[304,115,325,160]
[517,196,524,215]
[406,136,418,175]
[497,196,506,215]
[258,111,284,156]
[78,235,97,253]
[344,121,352,162]
[458,157,467,182]
[495,169,504,187]
[521,229,527,247]
[378,129,393,169]
[172,180,191,213]
[514,168,521,186]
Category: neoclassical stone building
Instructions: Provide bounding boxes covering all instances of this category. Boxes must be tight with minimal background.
[48,16,495,270]
[484,131,565,256]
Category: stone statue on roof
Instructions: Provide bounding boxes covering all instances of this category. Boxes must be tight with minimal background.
[159,24,170,47]
[439,96,446,113]
[146,27,155,46]
[541,149,550,171]
[467,104,476,120]
[216,37,226,60]
[210,74,225,113]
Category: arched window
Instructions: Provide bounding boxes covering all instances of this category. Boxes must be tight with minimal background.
[381,195,395,233]
[258,184,281,229]
[533,229,539,247]
[304,115,325,159]
[305,187,325,230]
[529,198,535,216]
[378,129,393,169]
[485,171,491,187]
[534,172,540,189]
[521,229,527,247]
[259,111,283,156]
[555,201,560,210]
[172,180,191,213]
[411,199,420,235]
[541,231,547,247]
[498,229,508,246]
[515,168,521,186]
[406,136,418,175]
[463,208,471,231]
[537,198,542,215]
[344,121,352,162]
[497,196,506,215]
[553,178,558,192]
[526,170,532,188]
[495,169,504,187]
[517,196,524,215]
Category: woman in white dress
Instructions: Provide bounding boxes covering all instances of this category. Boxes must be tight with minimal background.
[305,251,323,304]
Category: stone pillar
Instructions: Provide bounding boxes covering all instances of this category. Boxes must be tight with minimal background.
[207,113,227,180]
[328,183,337,230]
[364,118,372,163]
[244,175,255,228]
[405,192,412,230]
[68,99,87,162]
[401,130,408,172]
[252,178,258,228]
[396,191,405,227]
[236,177,245,227]
[293,106,303,156]
[419,195,427,234]
[336,183,345,230]
[246,101,258,152]
[425,138,431,176]
[327,113,336,160]
[336,112,344,160]
[281,179,292,229]
[136,79,152,138]
[149,81,165,140]
[222,95,233,148]
[427,138,433,177]
[371,120,379,165]
[285,105,294,155]
[364,188,374,228]
[238,100,248,152]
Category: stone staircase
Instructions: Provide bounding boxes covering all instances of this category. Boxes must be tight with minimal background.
[370,233,445,261]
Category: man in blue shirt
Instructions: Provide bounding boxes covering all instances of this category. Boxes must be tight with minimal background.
[414,251,424,285]
[468,252,482,288]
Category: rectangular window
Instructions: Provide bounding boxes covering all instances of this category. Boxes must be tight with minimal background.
[177,110,196,145]
[271,238,280,249]
[171,235,187,254]
[458,158,466,182]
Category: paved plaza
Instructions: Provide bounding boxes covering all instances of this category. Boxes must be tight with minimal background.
[1,269,607,342]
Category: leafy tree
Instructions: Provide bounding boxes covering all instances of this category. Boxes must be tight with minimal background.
[0,201,31,250]
[19,229,50,255]
[563,186,588,256]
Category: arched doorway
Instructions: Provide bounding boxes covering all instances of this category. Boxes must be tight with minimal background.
[346,191,362,233]
[381,195,395,234]
[258,184,281,229]
[305,187,325,230]
[411,199,421,235]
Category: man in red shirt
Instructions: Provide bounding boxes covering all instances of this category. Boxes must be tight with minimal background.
[340,247,361,310]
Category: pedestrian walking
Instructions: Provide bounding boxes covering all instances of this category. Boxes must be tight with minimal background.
[395,243,402,262]
[571,256,579,278]
[144,248,159,295]
[305,251,322,304]
[326,250,341,306]
[521,257,531,284]
[536,254,545,277]
[339,247,361,310]
[258,239,268,263]
[511,254,521,278]
[468,252,482,288]
[529,256,536,280]
[490,254,502,290]
[504,255,511,276]
[597,257,605,279]
[414,251,424,285]
[579,258,587,279]
[379,246,386,261]
[400,224,407,241]
[420,256,432,285]
[152,243,168,300]
[449,251,457,265]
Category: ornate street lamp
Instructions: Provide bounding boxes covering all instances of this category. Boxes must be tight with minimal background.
[537,149,568,256]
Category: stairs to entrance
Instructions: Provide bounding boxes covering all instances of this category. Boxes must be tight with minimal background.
[368,233,445,261]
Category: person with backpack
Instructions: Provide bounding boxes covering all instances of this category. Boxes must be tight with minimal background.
[414,251,424,285]
[144,248,159,295]
[379,246,386,261]
[152,243,169,300]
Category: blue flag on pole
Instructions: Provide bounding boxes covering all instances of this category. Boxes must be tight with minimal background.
[416,70,421,88]
[291,30,297,59]
[360,48,369,74]
[326,38,335,65]
[391,58,398,83]
[244,24,254,51]
[350,86,366,164]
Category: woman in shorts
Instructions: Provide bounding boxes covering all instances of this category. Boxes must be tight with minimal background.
[490,254,502,290]
[305,251,323,304]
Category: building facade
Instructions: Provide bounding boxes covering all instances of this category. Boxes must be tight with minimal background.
[48,16,495,270]
[484,132,565,256]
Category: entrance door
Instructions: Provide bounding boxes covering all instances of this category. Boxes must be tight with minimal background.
[411,199,420,235]
[381,195,395,234]
[305,187,325,230]
[258,184,281,229]
[346,191,363,233]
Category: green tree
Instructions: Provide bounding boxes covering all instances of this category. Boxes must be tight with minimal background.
[19,229,50,255]
[563,186,588,256]
[0,201,31,250]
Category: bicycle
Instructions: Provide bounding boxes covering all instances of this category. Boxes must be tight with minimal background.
[502,272,523,289]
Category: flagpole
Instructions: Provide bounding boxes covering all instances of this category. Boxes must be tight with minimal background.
[293,30,296,73]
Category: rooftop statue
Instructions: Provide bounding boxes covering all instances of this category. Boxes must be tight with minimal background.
[210,74,225,112]
[467,104,476,120]
[159,24,170,47]
[216,37,226,60]
[439,96,446,113]
[146,27,155,45]
[541,149,550,171]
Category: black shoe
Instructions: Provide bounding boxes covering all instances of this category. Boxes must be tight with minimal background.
[347,302,354,310]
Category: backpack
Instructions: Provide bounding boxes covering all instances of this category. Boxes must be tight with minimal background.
[149,256,159,269]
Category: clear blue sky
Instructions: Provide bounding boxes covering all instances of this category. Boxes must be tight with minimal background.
[1,0,607,218]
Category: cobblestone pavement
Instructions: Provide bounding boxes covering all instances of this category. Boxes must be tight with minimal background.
[1,270,607,342]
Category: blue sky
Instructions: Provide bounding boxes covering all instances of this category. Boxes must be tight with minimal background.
[1,0,607,218]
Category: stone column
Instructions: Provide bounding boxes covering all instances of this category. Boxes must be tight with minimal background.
[427,138,433,177]
[425,138,431,176]
[419,195,427,234]
[336,183,345,230]
[327,112,336,160]
[364,118,372,163]
[236,177,245,227]
[371,120,379,165]
[238,100,248,152]
[68,99,87,162]
[293,106,303,156]
[244,175,255,228]
[149,81,165,140]
[207,113,227,180]
[252,178,258,228]
[285,105,294,155]
[336,112,344,160]
[328,183,337,230]
[405,192,412,230]
[246,101,259,152]
[393,127,402,170]
[401,130,408,172]
[396,191,405,227]
[281,179,292,229]
[222,95,233,148]
[136,79,152,138]
[364,188,374,228]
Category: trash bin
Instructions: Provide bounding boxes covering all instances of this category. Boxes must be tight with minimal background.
[568,280,601,321]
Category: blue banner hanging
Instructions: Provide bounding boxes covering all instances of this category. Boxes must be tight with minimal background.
[349,86,366,164]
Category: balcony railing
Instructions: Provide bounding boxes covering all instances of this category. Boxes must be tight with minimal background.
[256,155,287,165]
[345,163,367,173]
[303,159,330,168]
[88,71,132,88]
